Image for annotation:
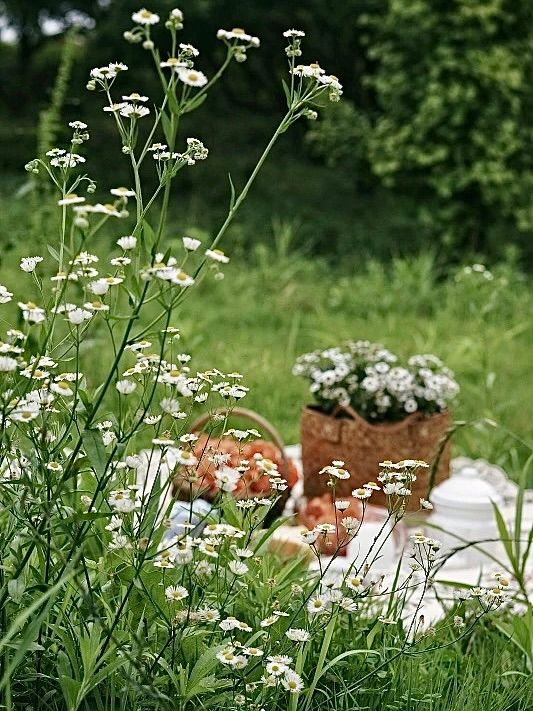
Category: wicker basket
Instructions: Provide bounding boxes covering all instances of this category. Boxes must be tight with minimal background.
[300,404,451,510]
[172,407,296,520]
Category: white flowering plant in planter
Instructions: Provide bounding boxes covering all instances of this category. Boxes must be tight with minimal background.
[293,340,460,422]
[0,7,508,710]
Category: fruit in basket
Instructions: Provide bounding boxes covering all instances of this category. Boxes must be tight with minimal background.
[173,434,298,501]
[298,493,363,555]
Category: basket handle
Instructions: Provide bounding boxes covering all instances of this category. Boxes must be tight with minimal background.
[189,407,288,467]
[333,404,420,433]
[332,403,362,421]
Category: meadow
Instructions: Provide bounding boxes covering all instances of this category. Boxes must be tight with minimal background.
[0,8,531,709]
[2,183,530,480]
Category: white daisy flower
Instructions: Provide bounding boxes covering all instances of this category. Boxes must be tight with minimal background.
[89,280,109,295]
[121,93,148,102]
[117,235,137,250]
[108,489,138,513]
[110,187,136,198]
[132,8,160,25]
[205,248,229,263]
[283,29,305,38]
[176,67,208,87]
[51,381,75,397]
[119,104,150,119]
[282,670,304,693]
[160,397,181,416]
[228,560,248,576]
[307,596,330,615]
[18,302,45,324]
[116,380,136,395]
[285,628,311,642]
[352,488,372,500]
[345,576,363,592]
[182,236,201,251]
[58,193,85,206]
[173,270,195,287]
[20,256,43,273]
[265,661,288,677]
[174,449,198,467]
[103,103,127,113]
[68,308,92,325]
[0,356,18,372]
[179,43,199,56]
[217,28,260,47]
[0,285,13,303]
[165,585,189,601]
[334,499,350,511]
[341,516,359,532]
[12,402,40,422]
[160,58,187,69]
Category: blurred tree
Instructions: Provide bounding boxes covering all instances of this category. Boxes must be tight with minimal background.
[0,1,101,72]
[310,0,533,254]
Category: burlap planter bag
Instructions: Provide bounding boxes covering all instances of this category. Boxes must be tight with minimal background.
[300,405,451,511]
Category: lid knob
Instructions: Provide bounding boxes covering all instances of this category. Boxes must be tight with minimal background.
[460,466,478,479]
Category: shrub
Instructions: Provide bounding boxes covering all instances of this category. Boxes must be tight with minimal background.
[310,0,533,257]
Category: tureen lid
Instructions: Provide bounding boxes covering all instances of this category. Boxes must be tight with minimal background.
[431,465,503,511]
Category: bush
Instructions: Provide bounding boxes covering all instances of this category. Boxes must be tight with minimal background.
[310,0,533,259]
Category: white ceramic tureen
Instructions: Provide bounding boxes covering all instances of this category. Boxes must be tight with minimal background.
[428,465,504,568]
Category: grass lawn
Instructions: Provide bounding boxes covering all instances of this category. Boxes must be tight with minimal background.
[0,181,531,483]
[182,245,532,483]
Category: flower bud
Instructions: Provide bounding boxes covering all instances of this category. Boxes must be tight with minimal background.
[142,40,154,50]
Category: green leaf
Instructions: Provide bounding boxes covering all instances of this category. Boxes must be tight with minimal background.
[47,245,61,263]
[282,78,291,107]
[7,577,25,603]
[59,676,81,711]
[142,220,156,254]
[166,86,181,116]
[77,389,93,418]
[491,501,515,571]
[253,514,293,553]
[186,644,227,699]
[161,110,173,146]
[82,429,109,481]
[182,93,207,114]
[514,453,532,565]
[228,173,236,211]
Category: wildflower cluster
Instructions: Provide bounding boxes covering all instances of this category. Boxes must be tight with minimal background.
[456,262,494,282]
[294,339,459,421]
[0,8,510,710]
[170,425,298,501]
[378,459,431,513]
[302,459,431,556]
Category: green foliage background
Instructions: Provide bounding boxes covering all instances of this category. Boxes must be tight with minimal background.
[0,0,532,264]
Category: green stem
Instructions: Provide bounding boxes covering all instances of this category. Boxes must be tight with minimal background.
[303,613,336,711]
